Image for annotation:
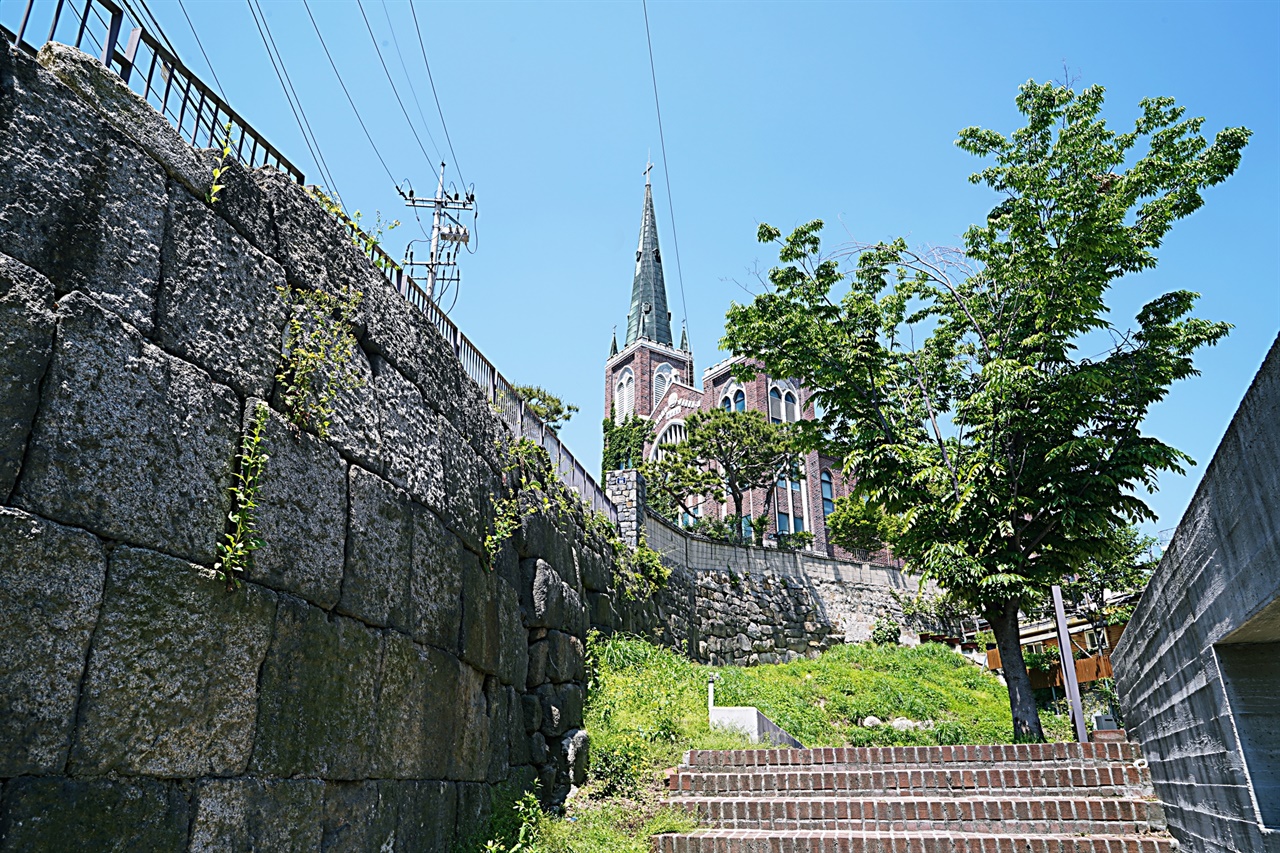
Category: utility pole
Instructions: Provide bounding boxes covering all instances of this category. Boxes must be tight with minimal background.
[399,162,474,303]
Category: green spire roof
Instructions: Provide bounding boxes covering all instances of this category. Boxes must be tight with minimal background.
[624,174,673,347]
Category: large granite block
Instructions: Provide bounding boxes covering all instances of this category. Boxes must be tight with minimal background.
[320,782,395,853]
[250,170,379,304]
[0,45,166,333]
[519,558,586,634]
[69,546,277,777]
[248,400,348,608]
[0,508,105,776]
[189,778,324,853]
[382,780,458,853]
[536,682,585,738]
[157,189,289,399]
[376,359,444,507]
[0,777,189,853]
[485,677,511,783]
[0,254,56,499]
[340,466,413,631]
[251,596,380,779]
[316,337,382,472]
[460,556,500,675]
[437,417,496,554]
[14,293,240,564]
[193,153,279,256]
[409,503,465,654]
[497,578,529,688]
[375,633,466,779]
[450,659,491,782]
[36,44,207,195]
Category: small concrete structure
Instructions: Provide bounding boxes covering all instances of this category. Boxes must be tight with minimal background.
[1113,335,1280,853]
[707,677,802,748]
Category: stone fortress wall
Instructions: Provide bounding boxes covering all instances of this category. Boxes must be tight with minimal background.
[0,40,934,852]
[0,42,620,851]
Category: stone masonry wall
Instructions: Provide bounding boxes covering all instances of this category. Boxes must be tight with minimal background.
[1113,335,1280,853]
[601,470,925,666]
[0,42,610,851]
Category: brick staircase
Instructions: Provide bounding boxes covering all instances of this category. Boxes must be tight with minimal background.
[655,742,1175,852]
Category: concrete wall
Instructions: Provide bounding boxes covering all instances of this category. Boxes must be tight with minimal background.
[601,469,926,666]
[1113,334,1280,853]
[0,42,611,851]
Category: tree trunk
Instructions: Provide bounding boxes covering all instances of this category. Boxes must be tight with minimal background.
[985,597,1045,742]
[731,491,745,545]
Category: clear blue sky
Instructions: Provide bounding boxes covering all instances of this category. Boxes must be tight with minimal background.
[11,0,1277,540]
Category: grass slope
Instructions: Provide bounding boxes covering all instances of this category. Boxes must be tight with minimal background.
[476,634,1071,852]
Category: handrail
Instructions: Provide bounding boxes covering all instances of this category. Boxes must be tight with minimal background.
[4,0,618,525]
[6,0,304,181]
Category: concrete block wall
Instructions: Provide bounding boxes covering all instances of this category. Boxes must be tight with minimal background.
[0,42,605,851]
[1113,334,1280,853]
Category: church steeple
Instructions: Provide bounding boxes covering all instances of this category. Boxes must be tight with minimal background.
[625,165,673,347]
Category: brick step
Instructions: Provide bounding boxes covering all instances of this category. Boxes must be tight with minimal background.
[683,742,1142,771]
[667,765,1149,798]
[651,830,1178,853]
[672,795,1166,835]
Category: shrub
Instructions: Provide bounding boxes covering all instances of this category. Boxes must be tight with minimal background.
[871,617,901,646]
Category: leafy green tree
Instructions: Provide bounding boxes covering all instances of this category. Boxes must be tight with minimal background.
[1063,525,1157,652]
[642,407,798,545]
[640,444,724,522]
[513,383,578,433]
[722,81,1248,740]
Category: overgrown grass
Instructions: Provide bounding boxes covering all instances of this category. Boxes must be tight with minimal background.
[478,634,1073,851]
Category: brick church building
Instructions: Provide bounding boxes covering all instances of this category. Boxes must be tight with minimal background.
[604,172,857,557]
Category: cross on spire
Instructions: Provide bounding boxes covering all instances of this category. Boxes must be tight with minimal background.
[644,159,653,185]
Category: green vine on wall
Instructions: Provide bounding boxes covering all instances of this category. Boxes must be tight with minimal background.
[215,403,270,589]
[275,284,364,439]
[601,411,652,477]
[206,121,234,205]
[486,435,670,601]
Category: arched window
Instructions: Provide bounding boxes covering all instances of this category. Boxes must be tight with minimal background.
[769,387,783,423]
[733,389,745,412]
[652,421,687,460]
[821,470,835,517]
[653,363,673,408]
[784,392,798,423]
[720,396,732,410]
[615,368,635,420]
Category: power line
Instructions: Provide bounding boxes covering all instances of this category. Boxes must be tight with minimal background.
[127,0,177,56]
[301,0,397,186]
[355,0,441,168]
[246,0,341,197]
[641,0,690,344]
[175,0,227,99]
[409,0,465,189]
[380,0,439,163]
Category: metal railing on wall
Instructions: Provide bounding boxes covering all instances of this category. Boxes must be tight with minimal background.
[5,0,304,180]
[4,0,618,524]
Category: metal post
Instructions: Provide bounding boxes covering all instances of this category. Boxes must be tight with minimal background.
[46,0,68,44]
[101,6,122,67]
[16,0,36,44]
[1052,584,1088,743]
[117,25,141,83]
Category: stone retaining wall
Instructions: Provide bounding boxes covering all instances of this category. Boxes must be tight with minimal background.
[0,42,616,852]
[601,470,927,665]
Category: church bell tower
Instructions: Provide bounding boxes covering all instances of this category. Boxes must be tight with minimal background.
[604,165,693,454]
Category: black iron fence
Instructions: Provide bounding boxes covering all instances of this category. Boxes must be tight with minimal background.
[4,0,617,523]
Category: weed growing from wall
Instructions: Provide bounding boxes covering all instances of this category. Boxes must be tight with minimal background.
[206,121,234,205]
[487,436,670,600]
[275,284,364,439]
[307,186,401,271]
[215,403,270,589]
